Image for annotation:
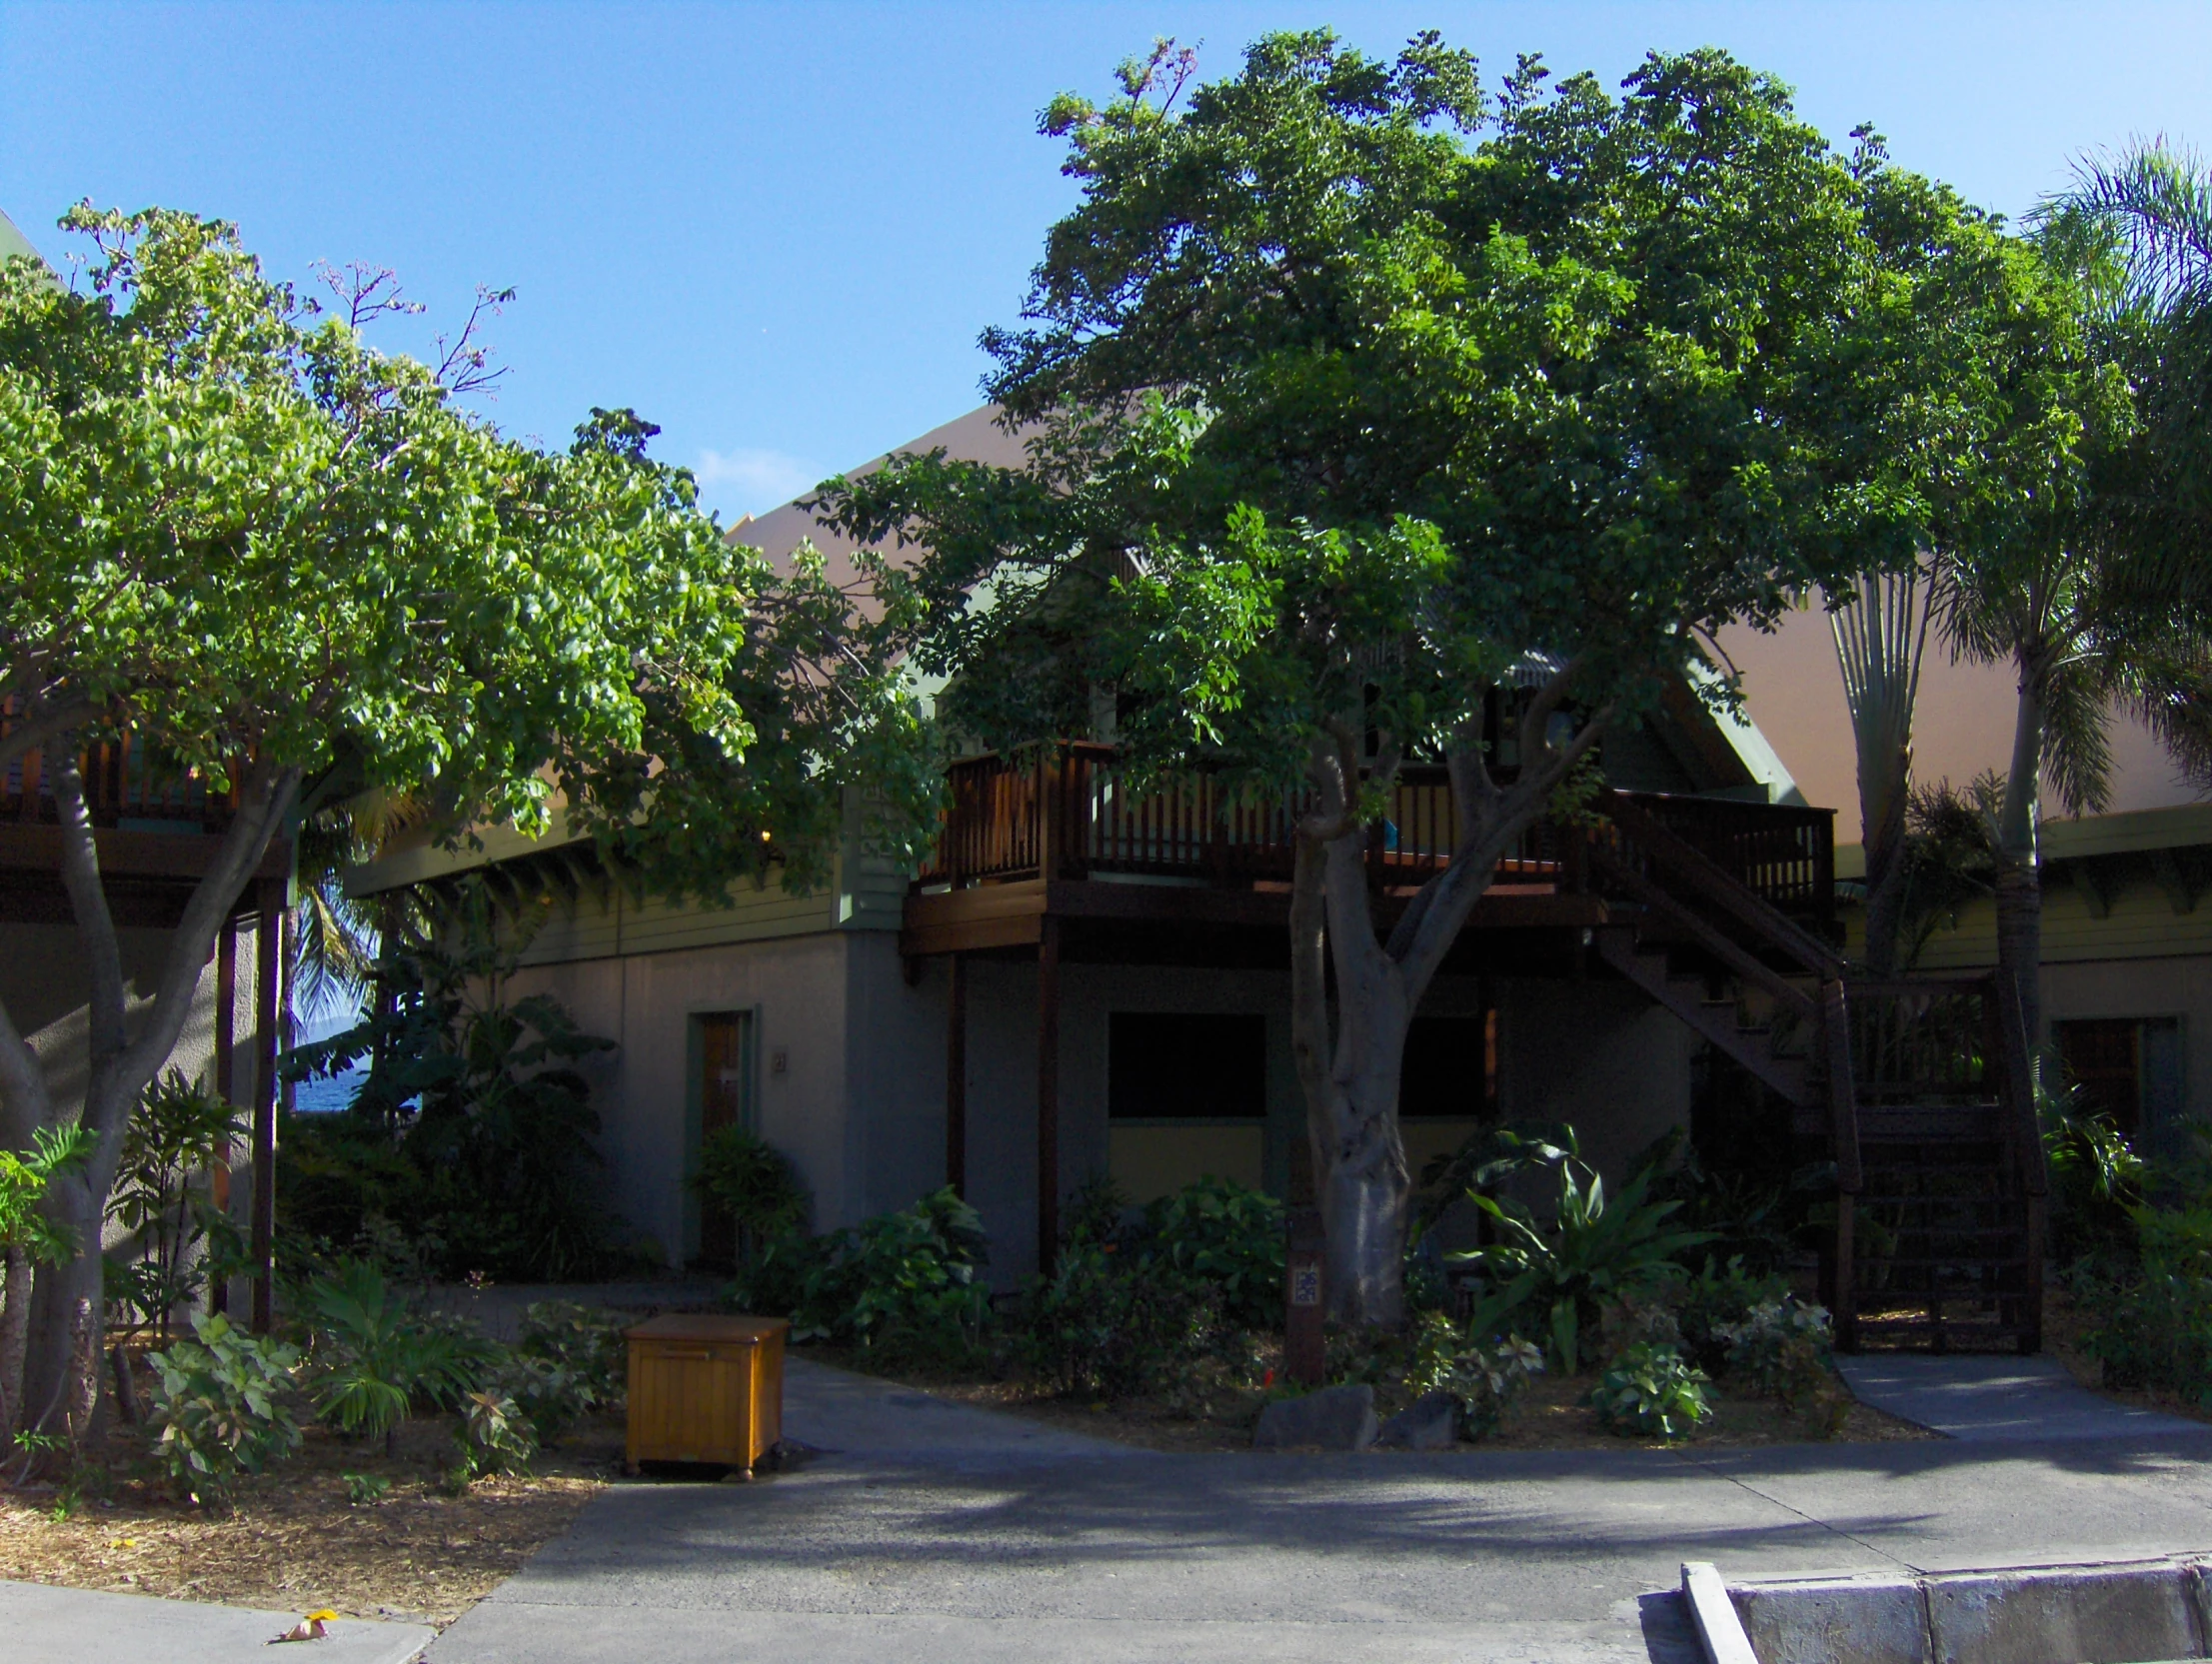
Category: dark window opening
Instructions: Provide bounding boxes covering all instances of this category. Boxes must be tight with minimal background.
[1400,1013,1497,1118]
[1108,1013,1265,1119]
[2054,1016,2184,1144]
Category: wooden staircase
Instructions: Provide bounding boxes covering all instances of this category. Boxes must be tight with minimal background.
[1587,794,2047,1353]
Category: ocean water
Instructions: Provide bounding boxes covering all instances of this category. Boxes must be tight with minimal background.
[291,1061,369,1114]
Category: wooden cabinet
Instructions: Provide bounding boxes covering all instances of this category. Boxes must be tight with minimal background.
[624,1314,787,1476]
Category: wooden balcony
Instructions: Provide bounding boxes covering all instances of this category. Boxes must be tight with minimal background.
[0,711,286,915]
[902,742,1833,961]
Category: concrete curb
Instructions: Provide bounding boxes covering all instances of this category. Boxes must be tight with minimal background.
[1692,1555,2212,1664]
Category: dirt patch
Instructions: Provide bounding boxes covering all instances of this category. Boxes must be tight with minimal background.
[0,1412,622,1628]
[797,1342,1937,1453]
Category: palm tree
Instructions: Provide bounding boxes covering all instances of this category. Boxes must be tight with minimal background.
[1828,566,1936,975]
[1941,155,2212,1069]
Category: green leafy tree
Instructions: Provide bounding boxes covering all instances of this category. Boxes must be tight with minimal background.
[828,35,1959,1325]
[0,208,922,1436]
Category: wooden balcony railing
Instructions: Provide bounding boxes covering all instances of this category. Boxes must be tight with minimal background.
[1,705,239,832]
[918,742,1837,933]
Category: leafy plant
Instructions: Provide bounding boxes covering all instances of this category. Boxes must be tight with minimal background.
[448,1388,537,1488]
[692,1128,811,1272]
[1452,1131,1715,1372]
[2044,1089,2148,1267]
[792,1188,992,1366]
[300,1260,501,1455]
[1675,1257,1794,1373]
[1016,1237,1220,1402]
[1401,1310,1545,1439]
[284,890,628,1282]
[342,1471,391,1505]
[105,1071,248,1345]
[1712,1297,1849,1436]
[145,1313,303,1506]
[1587,1344,1712,1440]
[1141,1176,1284,1331]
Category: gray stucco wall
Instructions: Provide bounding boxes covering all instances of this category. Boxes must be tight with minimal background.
[500,926,1703,1282]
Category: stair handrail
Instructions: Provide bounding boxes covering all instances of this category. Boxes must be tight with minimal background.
[1584,843,1815,1020]
[1599,792,1847,982]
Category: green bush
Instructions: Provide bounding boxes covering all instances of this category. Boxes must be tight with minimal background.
[1140,1176,1284,1331]
[791,1188,992,1367]
[2045,1098,2148,1268]
[1015,1237,1221,1401]
[300,1260,502,1455]
[1674,1256,1793,1372]
[106,1070,248,1345]
[448,1388,538,1488]
[1453,1130,1714,1372]
[1587,1343,1711,1440]
[692,1128,811,1270]
[146,1314,303,1507]
[2079,1208,2212,1401]
[1713,1296,1850,1436]
[496,1299,628,1440]
[283,890,630,1282]
[1403,1310,1544,1438]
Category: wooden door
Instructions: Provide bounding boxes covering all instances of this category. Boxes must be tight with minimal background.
[698,1011,754,1268]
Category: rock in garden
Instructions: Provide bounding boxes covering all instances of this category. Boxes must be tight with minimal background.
[1253,1384,1379,1451]
[1376,1389,1457,1450]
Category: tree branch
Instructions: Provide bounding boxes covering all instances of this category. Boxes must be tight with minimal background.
[49,753,127,1070]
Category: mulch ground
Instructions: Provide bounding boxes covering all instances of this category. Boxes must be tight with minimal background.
[0,1411,622,1629]
[799,1340,1938,1453]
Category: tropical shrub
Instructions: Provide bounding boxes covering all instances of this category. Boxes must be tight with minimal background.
[1675,1257,1794,1373]
[791,1188,992,1366]
[300,1260,501,1455]
[1713,1296,1850,1436]
[692,1128,811,1271]
[448,1388,537,1488]
[1015,1237,1220,1401]
[2079,1208,2212,1402]
[2044,1096,2148,1268]
[1402,1310,1544,1438]
[1141,1176,1284,1331]
[145,1313,302,1506]
[498,1300,628,1440]
[283,894,628,1282]
[1452,1131,1715,1372]
[1587,1343,1712,1440]
[105,1071,249,1344]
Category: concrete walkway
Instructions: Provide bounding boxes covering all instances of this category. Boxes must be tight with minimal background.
[0,1580,433,1663]
[1836,1353,2206,1441]
[429,1358,2212,1664]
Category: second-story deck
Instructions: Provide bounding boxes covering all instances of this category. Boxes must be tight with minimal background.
[901,741,1834,964]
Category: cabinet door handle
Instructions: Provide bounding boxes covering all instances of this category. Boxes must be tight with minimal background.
[656,1350,713,1361]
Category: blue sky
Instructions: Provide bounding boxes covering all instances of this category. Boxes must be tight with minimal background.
[5,3,2208,525]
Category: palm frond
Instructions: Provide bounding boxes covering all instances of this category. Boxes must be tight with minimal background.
[2065,143,2212,316]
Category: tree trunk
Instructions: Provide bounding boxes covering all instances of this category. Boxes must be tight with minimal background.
[1860,779,1911,976]
[1995,666,2046,1086]
[0,756,303,1443]
[1285,689,1611,1333]
[18,1174,103,1447]
[0,1247,29,1432]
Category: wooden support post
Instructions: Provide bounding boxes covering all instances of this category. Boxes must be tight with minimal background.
[946,953,968,1197]
[211,916,237,1314]
[250,877,283,1334]
[1036,916,1061,1274]
[1820,978,1862,1353]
